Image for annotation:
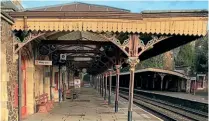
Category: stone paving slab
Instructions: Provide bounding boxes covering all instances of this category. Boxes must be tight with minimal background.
[23,87,162,121]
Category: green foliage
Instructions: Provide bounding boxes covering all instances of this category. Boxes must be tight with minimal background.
[174,35,208,74]
[174,43,195,67]
[136,54,164,69]
[120,53,164,72]
[194,36,208,73]
[121,67,129,72]
[119,34,208,74]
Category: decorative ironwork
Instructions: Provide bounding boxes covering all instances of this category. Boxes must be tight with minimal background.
[13,31,45,53]
[127,57,139,71]
[138,35,170,56]
[102,34,129,56]
[102,33,170,59]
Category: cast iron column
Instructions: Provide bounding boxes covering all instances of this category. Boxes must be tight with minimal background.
[97,76,99,91]
[102,74,104,97]
[98,76,99,92]
[67,71,70,90]
[108,71,112,105]
[18,49,22,121]
[98,76,99,91]
[127,57,139,121]
[43,66,45,93]
[58,65,61,102]
[62,72,65,101]
[160,74,165,91]
[96,75,99,91]
[94,76,96,89]
[100,75,102,94]
[104,73,107,101]
[115,65,120,112]
[50,54,53,100]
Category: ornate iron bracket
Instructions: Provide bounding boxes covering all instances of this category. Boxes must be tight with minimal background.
[102,33,171,58]
[138,35,171,56]
[102,34,129,57]
[13,31,45,53]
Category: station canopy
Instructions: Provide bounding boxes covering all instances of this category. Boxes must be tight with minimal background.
[9,2,208,75]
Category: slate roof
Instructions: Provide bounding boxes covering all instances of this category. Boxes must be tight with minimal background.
[1,11,14,24]
[26,2,130,12]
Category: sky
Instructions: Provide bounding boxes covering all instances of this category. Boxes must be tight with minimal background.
[21,0,208,12]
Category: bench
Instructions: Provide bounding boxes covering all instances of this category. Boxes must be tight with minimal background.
[66,89,71,99]
[35,93,53,113]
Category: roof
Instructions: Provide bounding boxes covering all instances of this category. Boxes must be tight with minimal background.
[26,2,130,12]
[117,68,189,79]
[141,9,208,18]
[1,11,14,24]
[142,9,208,13]
[1,1,19,11]
[8,2,208,36]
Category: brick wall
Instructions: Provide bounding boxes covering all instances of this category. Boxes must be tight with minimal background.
[1,16,18,121]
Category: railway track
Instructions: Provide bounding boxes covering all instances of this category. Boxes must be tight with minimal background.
[112,87,208,121]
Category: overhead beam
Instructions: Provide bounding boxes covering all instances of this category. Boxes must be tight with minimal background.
[67,56,97,58]
[42,40,111,45]
[57,50,100,53]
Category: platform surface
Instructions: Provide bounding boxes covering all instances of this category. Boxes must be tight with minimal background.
[135,89,208,104]
[23,87,162,121]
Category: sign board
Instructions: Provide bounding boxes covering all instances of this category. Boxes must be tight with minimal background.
[197,74,206,76]
[35,60,52,65]
[190,77,196,80]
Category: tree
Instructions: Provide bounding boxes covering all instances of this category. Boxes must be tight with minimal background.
[137,54,164,69]
[174,43,195,67]
[194,35,208,73]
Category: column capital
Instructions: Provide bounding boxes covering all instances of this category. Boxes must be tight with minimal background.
[115,65,121,68]
[104,73,108,77]
[159,73,166,80]
[159,73,166,77]
[127,57,139,71]
[109,71,112,75]
[115,65,121,74]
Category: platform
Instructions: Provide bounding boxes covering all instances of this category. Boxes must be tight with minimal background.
[135,89,208,104]
[23,87,162,121]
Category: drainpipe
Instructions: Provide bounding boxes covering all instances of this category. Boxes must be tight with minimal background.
[18,49,22,121]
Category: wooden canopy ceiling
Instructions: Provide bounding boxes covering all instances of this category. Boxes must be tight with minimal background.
[37,31,120,74]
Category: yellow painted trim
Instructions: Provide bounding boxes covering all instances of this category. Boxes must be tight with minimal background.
[12,17,208,36]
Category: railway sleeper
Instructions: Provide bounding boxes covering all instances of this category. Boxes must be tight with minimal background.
[119,92,207,121]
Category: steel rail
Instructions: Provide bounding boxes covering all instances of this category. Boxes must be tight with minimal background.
[111,86,208,121]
